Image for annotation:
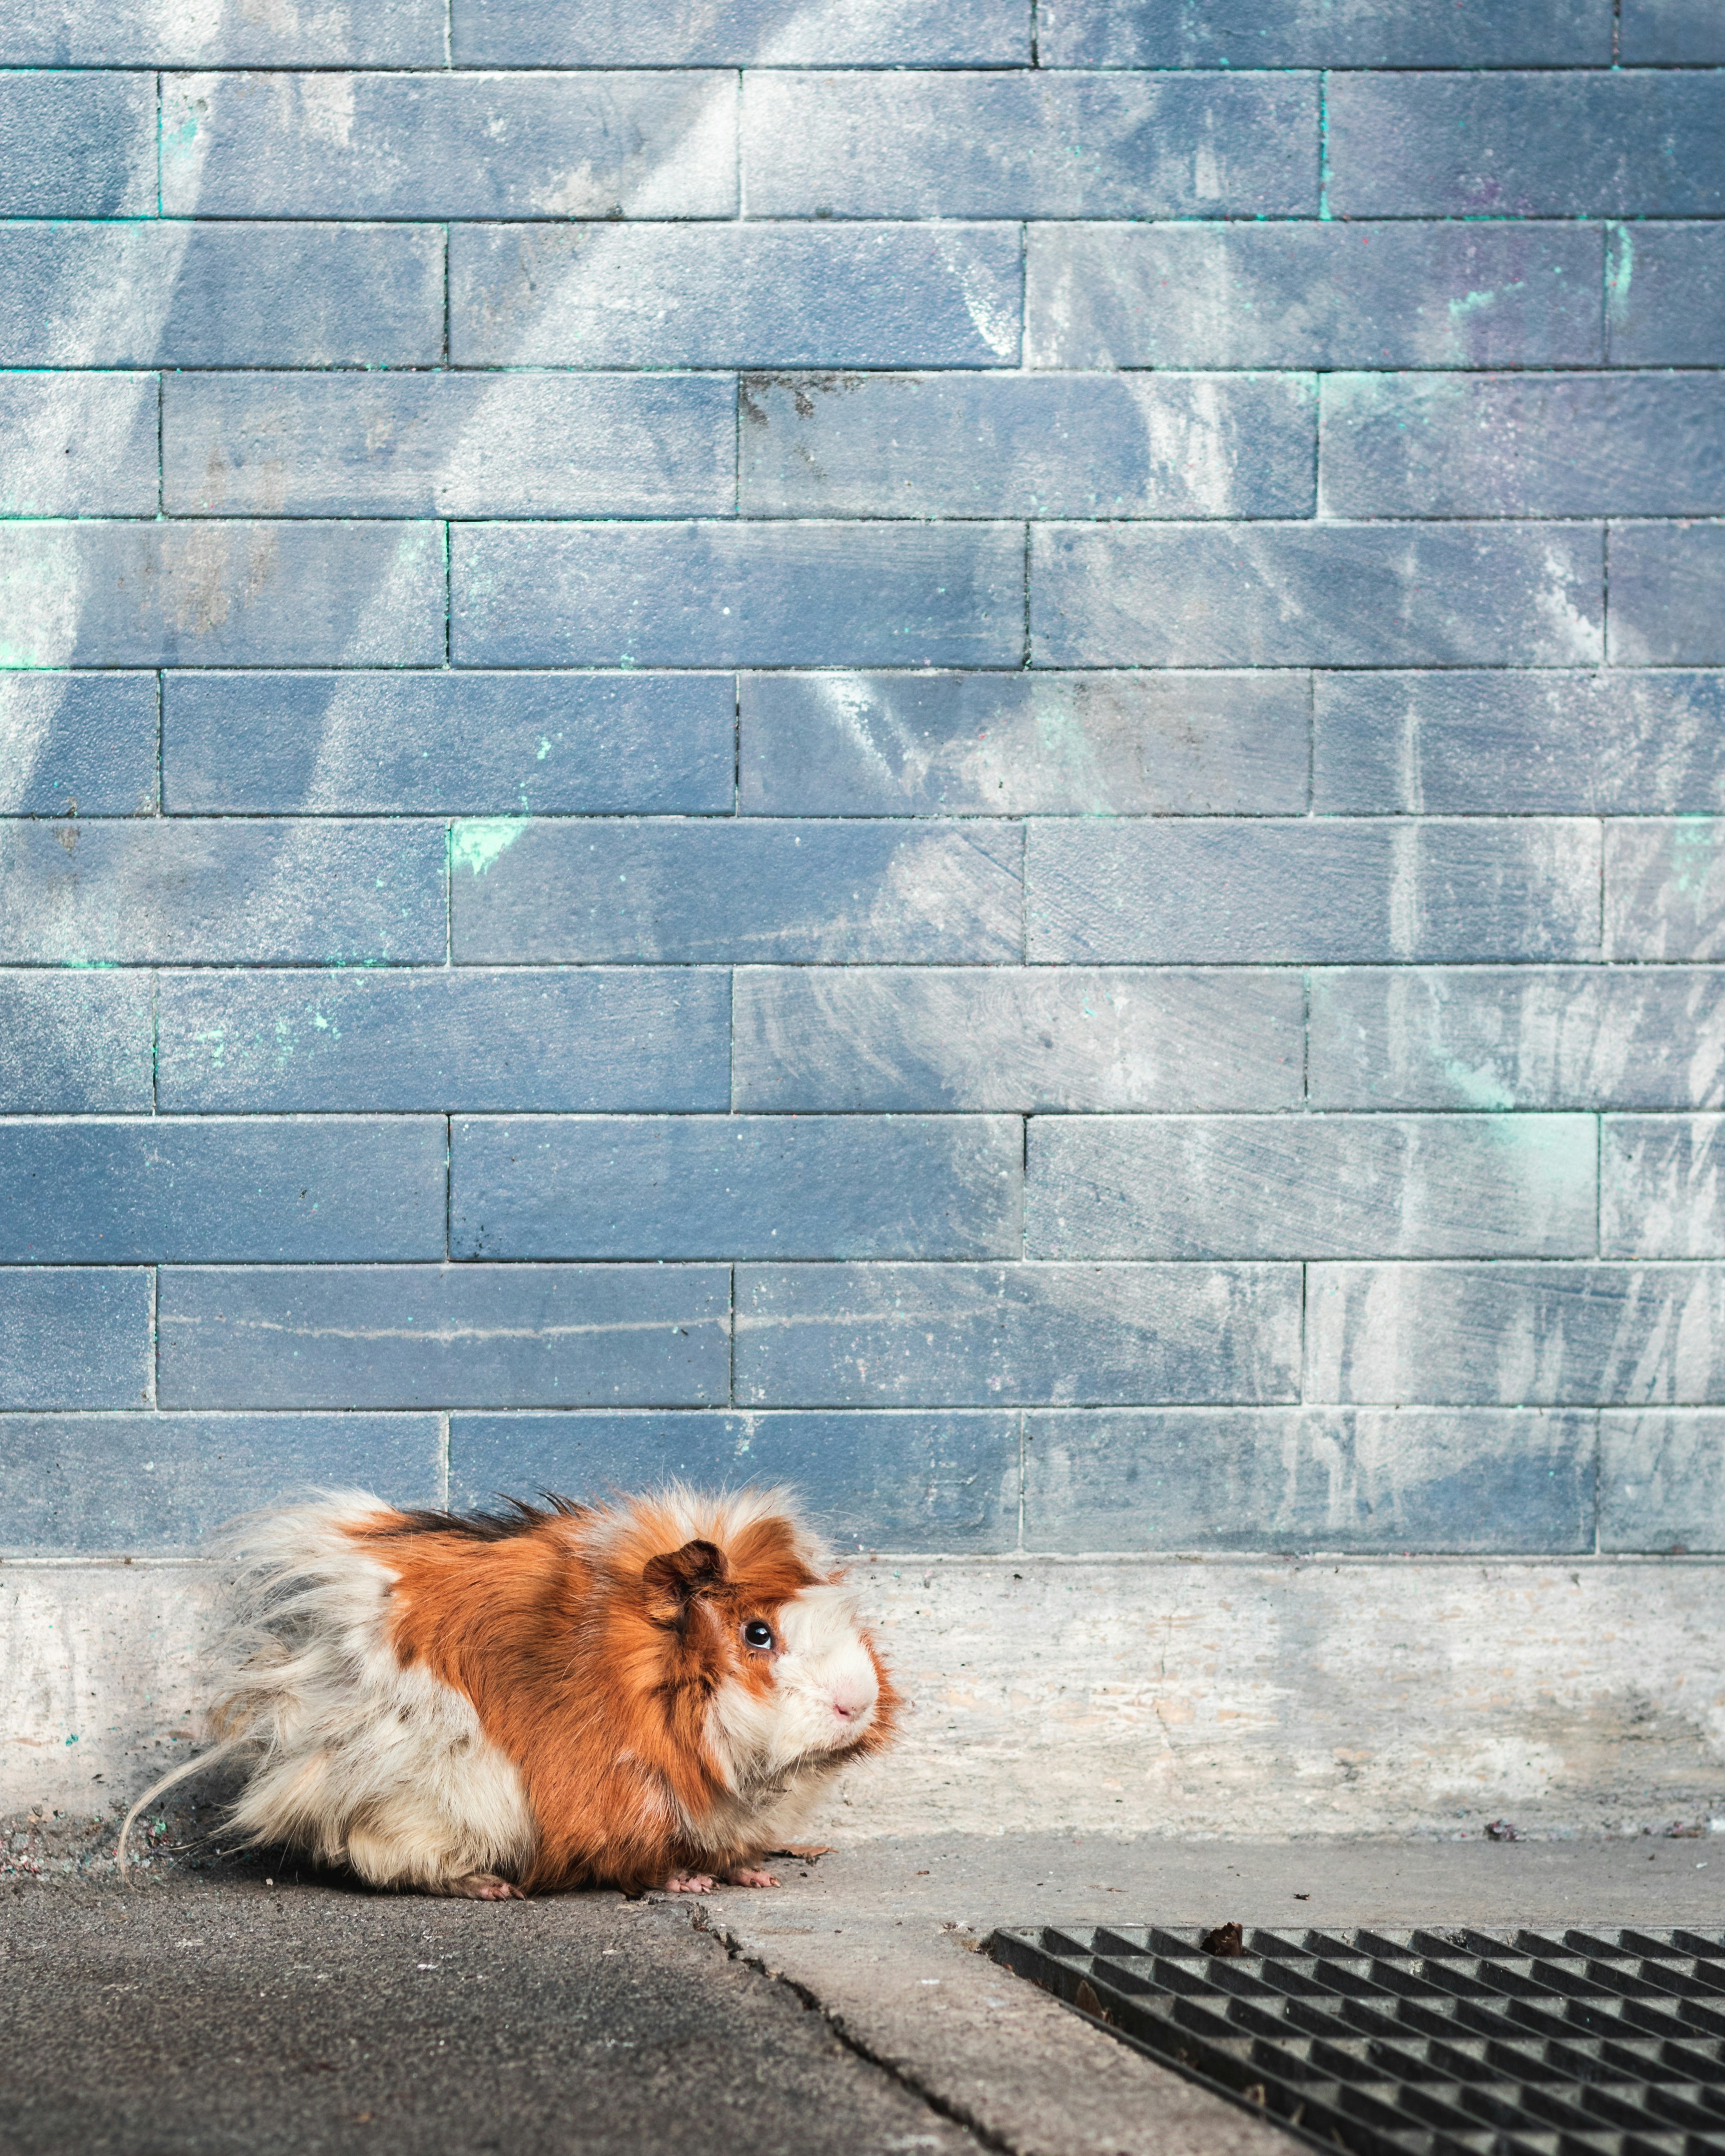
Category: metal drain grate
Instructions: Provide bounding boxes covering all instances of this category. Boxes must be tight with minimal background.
[990,1925,1725,2156]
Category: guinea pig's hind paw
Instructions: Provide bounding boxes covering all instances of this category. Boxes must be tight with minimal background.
[451,1872,526,1900]
[723,1867,781,1888]
[663,1871,717,1894]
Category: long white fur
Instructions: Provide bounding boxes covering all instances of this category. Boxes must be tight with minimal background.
[118,1484,880,1891]
[119,1492,535,1892]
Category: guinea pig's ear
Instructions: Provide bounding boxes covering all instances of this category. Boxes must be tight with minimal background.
[642,1538,729,1627]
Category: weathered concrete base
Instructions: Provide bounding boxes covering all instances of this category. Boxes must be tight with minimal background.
[6,1555,1722,1833]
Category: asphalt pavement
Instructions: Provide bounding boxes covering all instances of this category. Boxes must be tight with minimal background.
[4,1825,1721,2156]
[0,1858,981,2156]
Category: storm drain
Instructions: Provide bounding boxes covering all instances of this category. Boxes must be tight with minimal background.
[990,1924,1725,2156]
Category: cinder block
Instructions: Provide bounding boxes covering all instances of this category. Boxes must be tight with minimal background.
[0,1271,152,1410]
[1609,523,1725,666]
[1608,225,1725,367]
[742,70,1317,218]
[1306,1262,1725,1403]
[164,671,732,816]
[1026,222,1603,371]
[1037,0,1609,66]
[1029,1115,1598,1260]
[1031,522,1603,668]
[451,522,1024,668]
[739,669,1309,816]
[0,71,155,215]
[1023,1408,1597,1555]
[1321,374,1725,519]
[1620,0,1725,61]
[452,0,1029,64]
[0,521,446,667]
[0,819,446,964]
[1600,1410,1725,1552]
[158,970,730,1113]
[158,1265,732,1408]
[739,372,1315,519]
[0,1119,447,1263]
[1602,1118,1725,1258]
[451,1410,748,1504]
[1308,968,1725,1112]
[164,374,735,519]
[455,810,1026,965]
[450,1409,1022,1552]
[161,71,737,219]
[0,974,155,1114]
[450,223,1021,368]
[1605,820,1725,962]
[1314,670,1725,814]
[0,374,157,517]
[734,1262,1301,1406]
[450,1115,1024,1260]
[0,223,445,368]
[1027,818,1601,964]
[1326,70,1725,218]
[0,1414,441,1552]
[732,967,1304,1112]
[1,0,445,62]
[0,674,158,815]
[450,818,1022,964]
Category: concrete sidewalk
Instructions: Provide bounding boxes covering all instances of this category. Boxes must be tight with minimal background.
[3,1829,1721,2155]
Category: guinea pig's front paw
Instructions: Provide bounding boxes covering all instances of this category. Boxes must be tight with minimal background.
[450,1872,527,1900]
[662,1871,717,1894]
[722,1866,781,1889]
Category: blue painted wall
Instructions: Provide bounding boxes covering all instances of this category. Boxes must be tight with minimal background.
[3,0,1724,1559]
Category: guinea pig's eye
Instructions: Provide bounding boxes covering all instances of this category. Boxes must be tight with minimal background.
[742,1619,775,1652]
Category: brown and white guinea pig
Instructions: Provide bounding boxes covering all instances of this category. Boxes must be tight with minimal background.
[118,1486,898,1900]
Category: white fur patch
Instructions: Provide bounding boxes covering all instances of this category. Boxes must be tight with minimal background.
[704,1580,882,1823]
[155,1494,536,1892]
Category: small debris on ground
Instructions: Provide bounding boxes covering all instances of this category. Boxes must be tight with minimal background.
[1200,1920,1245,1956]
[1484,1820,1519,1842]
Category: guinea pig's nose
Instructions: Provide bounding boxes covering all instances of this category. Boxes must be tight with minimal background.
[831,1684,874,1722]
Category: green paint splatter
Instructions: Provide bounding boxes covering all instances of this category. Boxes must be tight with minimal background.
[1670,816,1714,898]
[450,817,528,877]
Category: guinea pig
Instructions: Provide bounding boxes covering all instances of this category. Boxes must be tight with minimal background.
[117,1486,898,1899]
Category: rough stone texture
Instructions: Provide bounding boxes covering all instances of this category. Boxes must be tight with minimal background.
[739,671,1310,816]
[1027,223,1604,371]
[451,1113,1025,1260]
[0,1871,989,2156]
[1326,71,1725,219]
[453,0,1031,65]
[741,71,1318,220]
[160,72,740,221]
[8,1558,1723,1837]
[6,4,1725,1826]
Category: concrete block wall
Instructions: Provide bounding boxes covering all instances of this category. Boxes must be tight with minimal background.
[4,3,1725,1811]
